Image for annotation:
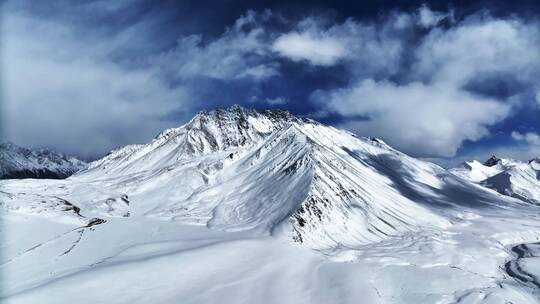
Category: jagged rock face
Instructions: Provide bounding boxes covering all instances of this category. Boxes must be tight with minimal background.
[83,106,313,179]
[72,105,515,250]
[484,155,502,167]
[0,143,86,179]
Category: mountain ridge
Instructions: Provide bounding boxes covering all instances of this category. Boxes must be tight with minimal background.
[0,142,87,179]
[69,105,516,249]
[450,155,540,205]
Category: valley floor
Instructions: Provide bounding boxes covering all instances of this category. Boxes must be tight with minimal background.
[2,180,540,304]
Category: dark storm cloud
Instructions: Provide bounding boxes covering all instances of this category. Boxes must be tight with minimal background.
[3,0,540,162]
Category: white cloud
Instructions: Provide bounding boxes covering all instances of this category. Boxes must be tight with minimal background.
[272,32,347,66]
[2,13,191,158]
[236,63,281,80]
[271,10,540,90]
[512,131,540,146]
[265,97,288,105]
[317,79,511,157]
[413,18,540,86]
[417,5,451,28]
[154,11,279,81]
[5,4,540,161]
[272,17,405,74]
[307,12,540,157]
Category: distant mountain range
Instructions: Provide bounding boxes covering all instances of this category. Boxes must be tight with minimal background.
[450,155,540,205]
[0,142,87,179]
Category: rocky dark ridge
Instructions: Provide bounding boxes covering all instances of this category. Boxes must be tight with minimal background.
[483,155,502,167]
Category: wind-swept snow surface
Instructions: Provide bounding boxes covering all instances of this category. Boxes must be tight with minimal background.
[3,106,540,303]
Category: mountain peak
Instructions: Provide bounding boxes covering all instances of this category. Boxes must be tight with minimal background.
[155,105,316,146]
[185,105,305,144]
[483,155,501,167]
[529,157,540,164]
[93,106,322,175]
[197,104,307,125]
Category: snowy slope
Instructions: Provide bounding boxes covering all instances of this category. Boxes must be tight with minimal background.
[0,142,86,179]
[3,106,540,303]
[449,156,519,183]
[482,161,540,205]
[450,160,504,183]
[451,156,540,205]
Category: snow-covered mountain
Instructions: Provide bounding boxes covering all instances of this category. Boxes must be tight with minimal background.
[0,142,87,179]
[451,155,540,205]
[72,105,511,249]
[449,155,519,182]
[3,106,540,303]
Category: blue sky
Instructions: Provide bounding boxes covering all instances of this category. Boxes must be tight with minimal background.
[2,0,540,166]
